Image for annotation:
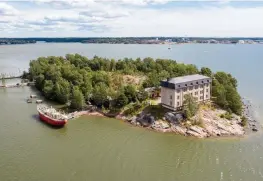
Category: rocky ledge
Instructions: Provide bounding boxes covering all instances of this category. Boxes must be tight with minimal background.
[127,100,260,138]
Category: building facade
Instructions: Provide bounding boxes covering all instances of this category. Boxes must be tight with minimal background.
[160,74,212,111]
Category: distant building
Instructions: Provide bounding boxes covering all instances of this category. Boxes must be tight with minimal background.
[238,40,245,44]
[160,74,212,111]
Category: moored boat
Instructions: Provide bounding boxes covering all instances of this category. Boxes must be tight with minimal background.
[36,100,43,104]
[37,104,67,126]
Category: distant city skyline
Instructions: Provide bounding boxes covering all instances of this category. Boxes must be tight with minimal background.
[1,1,263,37]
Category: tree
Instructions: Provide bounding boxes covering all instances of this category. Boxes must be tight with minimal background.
[183,94,199,119]
[114,93,128,108]
[212,82,228,109]
[137,88,149,102]
[200,67,212,77]
[43,80,54,99]
[54,78,71,104]
[124,85,137,102]
[70,86,85,109]
[92,82,109,107]
[225,85,242,115]
[81,81,93,100]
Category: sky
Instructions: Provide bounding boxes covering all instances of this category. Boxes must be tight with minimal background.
[0,0,263,37]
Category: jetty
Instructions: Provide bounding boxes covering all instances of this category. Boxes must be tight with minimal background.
[0,72,35,88]
[0,72,22,80]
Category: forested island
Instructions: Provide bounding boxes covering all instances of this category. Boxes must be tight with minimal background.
[0,39,36,45]
[26,54,258,137]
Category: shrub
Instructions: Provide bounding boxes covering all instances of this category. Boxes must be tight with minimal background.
[220,112,233,120]
[241,116,248,127]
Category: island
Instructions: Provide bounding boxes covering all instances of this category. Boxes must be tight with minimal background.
[25,54,259,138]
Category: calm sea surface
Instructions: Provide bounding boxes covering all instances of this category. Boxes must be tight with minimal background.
[0,43,263,181]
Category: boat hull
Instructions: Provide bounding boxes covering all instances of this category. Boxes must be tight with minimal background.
[38,111,67,127]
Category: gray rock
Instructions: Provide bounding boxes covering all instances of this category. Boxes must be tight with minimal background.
[165,112,184,123]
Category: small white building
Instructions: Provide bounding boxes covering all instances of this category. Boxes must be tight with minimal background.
[160,74,212,111]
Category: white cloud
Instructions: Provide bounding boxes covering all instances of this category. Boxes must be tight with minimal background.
[0,2,19,16]
[1,1,263,37]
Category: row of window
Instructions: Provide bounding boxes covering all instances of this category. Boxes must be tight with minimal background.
[169,94,209,106]
[174,90,209,99]
[181,85,210,92]
[177,80,210,88]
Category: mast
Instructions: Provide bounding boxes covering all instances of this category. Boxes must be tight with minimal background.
[1,74,6,87]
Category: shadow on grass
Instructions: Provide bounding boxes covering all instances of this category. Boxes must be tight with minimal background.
[141,105,170,120]
[31,114,65,129]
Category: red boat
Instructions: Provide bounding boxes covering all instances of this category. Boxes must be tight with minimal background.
[37,105,67,126]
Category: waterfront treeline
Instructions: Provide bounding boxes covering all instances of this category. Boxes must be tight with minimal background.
[27,54,242,114]
[1,37,263,45]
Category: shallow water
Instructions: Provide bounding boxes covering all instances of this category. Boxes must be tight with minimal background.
[0,43,263,181]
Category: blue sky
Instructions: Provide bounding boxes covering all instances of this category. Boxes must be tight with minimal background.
[0,0,263,37]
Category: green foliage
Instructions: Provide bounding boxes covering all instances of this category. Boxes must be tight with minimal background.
[124,85,137,102]
[114,93,128,108]
[220,112,233,120]
[92,82,109,107]
[136,89,149,102]
[27,54,242,113]
[54,78,71,104]
[70,86,85,110]
[183,94,199,119]
[43,80,54,99]
[200,67,212,77]
[212,72,242,115]
[241,116,248,127]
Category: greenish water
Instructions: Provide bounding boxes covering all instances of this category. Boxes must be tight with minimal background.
[1,43,263,181]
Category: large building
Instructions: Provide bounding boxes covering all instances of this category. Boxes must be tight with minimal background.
[160,74,212,111]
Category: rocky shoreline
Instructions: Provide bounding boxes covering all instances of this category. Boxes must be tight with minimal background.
[69,98,260,138]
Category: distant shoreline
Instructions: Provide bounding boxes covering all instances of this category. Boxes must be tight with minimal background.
[1,37,263,45]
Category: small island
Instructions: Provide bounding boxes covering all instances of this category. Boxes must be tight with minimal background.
[25,54,259,138]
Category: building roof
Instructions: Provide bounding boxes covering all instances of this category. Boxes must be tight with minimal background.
[160,74,211,90]
[167,74,210,84]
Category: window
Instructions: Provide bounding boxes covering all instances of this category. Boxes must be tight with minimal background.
[207,80,209,82]
[170,101,172,106]
[177,95,180,100]
[183,88,187,92]
[195,91,198,95]
[200,96,203,100]
[191,83,193,85]
[202,81,204,83]
[195,85,198,89]
[206,89,209,92]
[201,85,204,88]
[189,87,193,90]
[178,85,181,88]
[206,95,208,98]
[177,90,180,93]
[191,93,193,96]
[196,81,199,84]
[185,84,187,86]
[206,84,209,87]
[170,95,172,99]
[200,90,203,94]
[177,102,180,106]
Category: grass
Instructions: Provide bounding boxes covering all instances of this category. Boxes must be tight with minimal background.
[241,116,248,127]
[220,112,233,120]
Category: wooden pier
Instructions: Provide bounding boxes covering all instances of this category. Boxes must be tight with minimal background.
[0,73,22,80]
[0,72,24,88]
